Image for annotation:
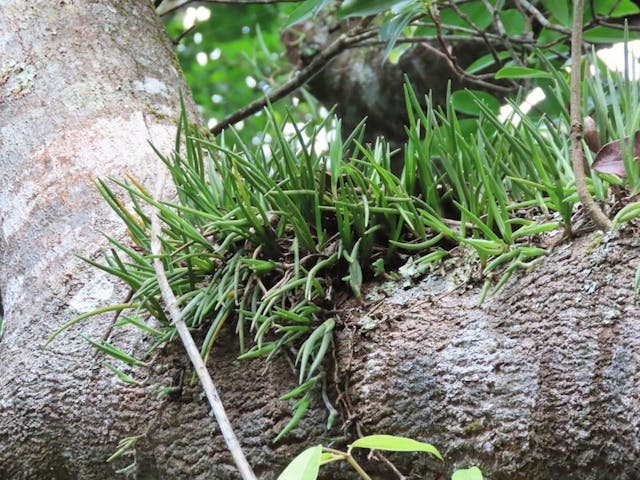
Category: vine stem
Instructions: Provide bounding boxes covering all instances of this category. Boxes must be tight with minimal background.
[569,0,612,232]
[150,170,257,480]
[322,447,373,480]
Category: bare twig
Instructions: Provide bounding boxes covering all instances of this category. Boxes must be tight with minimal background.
[425,6,513,94]
[569,0,612,232]
[373,451,407,479]
[515,0,572,35]
[172,24,196,45]
[150,171,257,480]
[480,0,524,66]
[447,0,504,66]
[415,20,534,45]
[209,28,377,135]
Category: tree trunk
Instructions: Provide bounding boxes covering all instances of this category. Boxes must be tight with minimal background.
[334,232,640,479]
[0,2,314,478]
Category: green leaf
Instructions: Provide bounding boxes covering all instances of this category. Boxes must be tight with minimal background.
[495,66,552,79]
[285,0,331,28]
[452,466,484,480]
[338,0,412,18]
[451,90,501,116]
[274,394,312,442]
[498,9,526,37]
[104,362,140,385]
[613,202,640,227]
[277,445,323,480]
[379,5,420,61]
[440,1,493,30]
[83,336,146,367]
[540,0,571,26]
[345,239,363,296]
[583,26,638,43]
[107,436,138,463]
[350,435,443,459]
[596,0,640,17]
[465,51,510,75]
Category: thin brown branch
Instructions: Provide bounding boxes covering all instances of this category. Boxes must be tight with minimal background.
[419,42,513,93]
[425,6,514,94]
[172,24,196,45]
[569,0,612,232]
[515,0,572,35]
[590,18,640,32]
[373,451,407,480]
[480,0,524,66]
[159,0,304,17]
[150,171,258,480]
[209,28,377,135]
[447,0,504,66]
[415,21,535,44]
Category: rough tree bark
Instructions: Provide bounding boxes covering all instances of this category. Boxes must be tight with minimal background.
[334,232,640,479]
[2,2,640,480]
[0,2,314,478]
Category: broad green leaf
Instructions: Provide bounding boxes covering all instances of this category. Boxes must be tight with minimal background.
[583,26,639,43]
[540,0,571,26]
[536,27,564,47]
[452,466,484,480]
[277,445,322,480]
[440,1,493,30]
[495,66,552,79]
[286,0,331,28]
[350,435,443,459]
[498,9,526,37]
[338,0,412,18]
[596,0,640,17]
[451,90,501,116]
[457,118,482,138]
[465,51,510,74]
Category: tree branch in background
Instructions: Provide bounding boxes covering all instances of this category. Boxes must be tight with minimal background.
[158,0,304,17]
[569,0,612,232]
[150,171,258,480]
[209,28,377,135]
[515,0,572,35]
[480,0,524,66]
[447,0,506,67]
[411,41,513,93]
[172,24,197,45]
[427,5,515,93]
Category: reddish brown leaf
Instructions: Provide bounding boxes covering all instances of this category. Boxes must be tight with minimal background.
[583,116,601,153]
[592,131,640,178]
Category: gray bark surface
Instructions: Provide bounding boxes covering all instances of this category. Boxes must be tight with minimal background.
[0,2,317,478]
[335,232,640,479]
